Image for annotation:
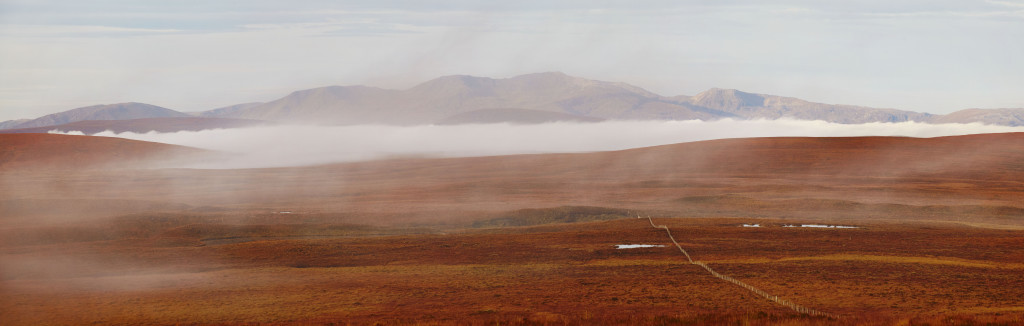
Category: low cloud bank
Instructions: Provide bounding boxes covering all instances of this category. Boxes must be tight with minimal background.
[55,119,1024,169]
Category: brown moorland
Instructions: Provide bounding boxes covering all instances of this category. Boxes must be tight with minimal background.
[1,132,1023,325]
[2,217,1022,325]
[0,133,213,171]
[3,132,1021,227]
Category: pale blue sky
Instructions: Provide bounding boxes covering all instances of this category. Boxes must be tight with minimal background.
[1,0,1022,120]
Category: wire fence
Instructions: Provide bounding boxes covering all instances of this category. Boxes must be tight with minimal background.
[641,215,839,319]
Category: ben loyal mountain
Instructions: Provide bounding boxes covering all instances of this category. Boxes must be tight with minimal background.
[3,72,1023,132]
[197,72,949,125]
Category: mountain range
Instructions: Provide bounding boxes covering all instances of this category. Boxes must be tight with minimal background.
[2,72,1022,132]
[0,117,266,135]
[10,103,190,129]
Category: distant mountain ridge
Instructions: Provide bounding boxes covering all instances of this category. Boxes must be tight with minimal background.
[436,108,605,125]
[198,102,265,118]
[3,72,1022,128]
[206,72,721,124]
[7,103,190,129]
[0,103,267,133]
[0,117,267,135]
[929,108,1024,126]
[199,72,1019,126]
[682,88,935,123]
[0,119,30,130]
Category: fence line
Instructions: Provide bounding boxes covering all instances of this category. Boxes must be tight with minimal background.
[647,213,694,263]
[641,215,838,319]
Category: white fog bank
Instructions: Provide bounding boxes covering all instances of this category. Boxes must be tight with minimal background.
[54,119,1024,169]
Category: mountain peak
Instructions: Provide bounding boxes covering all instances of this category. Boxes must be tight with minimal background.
[407,74,498,97]
[508,71,591,85]
[513,71,571,80]
[692,88,766,109]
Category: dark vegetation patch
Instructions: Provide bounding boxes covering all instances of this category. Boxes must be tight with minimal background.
[674,195,1024,223]
[0,213,431,247]
[472,206,633,228]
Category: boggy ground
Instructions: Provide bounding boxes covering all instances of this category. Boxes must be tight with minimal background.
[2,216,1022,325]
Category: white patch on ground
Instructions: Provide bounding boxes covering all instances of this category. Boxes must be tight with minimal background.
[742,224,760,227]
[800,224,859,229]
[615,244,666,249]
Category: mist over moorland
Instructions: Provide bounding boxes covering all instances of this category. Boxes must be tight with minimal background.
[45,119,1024,169]
[4,0,1024,324]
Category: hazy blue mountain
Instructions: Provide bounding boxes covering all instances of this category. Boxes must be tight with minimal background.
[85,72,1018,126]
[198,102,265,117]
[202,72,722,125]
[435,108,605,125]
[12,102,189,129]
[929,108,1024,126]
[681,88,934,123]
[0,119,30,130]
[0,117,267,135]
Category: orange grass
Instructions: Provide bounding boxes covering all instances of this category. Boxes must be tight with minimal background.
[3,218,1023,325]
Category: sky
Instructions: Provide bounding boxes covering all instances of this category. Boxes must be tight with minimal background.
[1,0,1023,121]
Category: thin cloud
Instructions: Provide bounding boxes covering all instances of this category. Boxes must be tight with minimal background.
[0,24,184,37]
[986,0,1024,7]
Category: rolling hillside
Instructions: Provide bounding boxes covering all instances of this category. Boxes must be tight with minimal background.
[0,133,212,171]
[3,133,1021,227]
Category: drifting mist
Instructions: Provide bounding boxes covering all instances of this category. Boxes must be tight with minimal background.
[54,119,1024,169]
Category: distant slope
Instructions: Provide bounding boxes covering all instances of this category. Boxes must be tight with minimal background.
[199,102,264,117]
[308,132,1024,225]
[682,88,933,123]
[0,117,267,135]
[596,133,1024,180]
[209,85,404,124]
[0,133,212,171]
[929,108,1024,126]
[373,133,1024,186]
[0,119,30,130]
[12,103,189,129]
[435,108,604,125]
